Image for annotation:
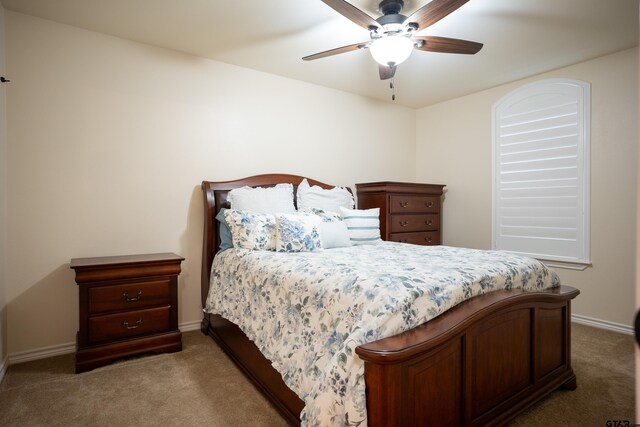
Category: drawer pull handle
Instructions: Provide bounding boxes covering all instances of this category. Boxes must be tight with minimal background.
[122,290,143,302]
[399,202,409,208]
[425,220,433,226]
[424,201,434,208]
[399,221,409,227]
[122,318,143,330]
[425,237,433,243]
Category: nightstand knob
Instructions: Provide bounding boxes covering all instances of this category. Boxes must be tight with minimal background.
[425,201,434,208]
[399,221,409,227]
[399,202,409,208]
[425,237,433,243]
[425,220,433,226]
[123,318,143,330]
[122,290,143,302]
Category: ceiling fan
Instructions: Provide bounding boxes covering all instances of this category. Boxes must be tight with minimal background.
[303,0,483,81]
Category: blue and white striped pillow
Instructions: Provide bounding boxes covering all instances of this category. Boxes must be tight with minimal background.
[339,207,381,245]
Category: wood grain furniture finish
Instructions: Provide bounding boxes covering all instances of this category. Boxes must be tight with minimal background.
[71,253,184,373]
[201,174,579,427]
[356,181,446,245]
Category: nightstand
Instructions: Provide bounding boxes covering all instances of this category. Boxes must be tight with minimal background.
[70,253,184,373]
[356,181,445,246]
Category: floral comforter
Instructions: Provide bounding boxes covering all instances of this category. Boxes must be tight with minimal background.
[204,242,560,426]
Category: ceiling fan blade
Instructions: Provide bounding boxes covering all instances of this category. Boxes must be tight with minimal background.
[404,0,469,32]
[414,36,483,54]
[321,0,381,30]
[303,42,370,61]
[379,64,396,80]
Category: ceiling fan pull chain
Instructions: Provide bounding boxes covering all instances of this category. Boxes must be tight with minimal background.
[391,77,396,101]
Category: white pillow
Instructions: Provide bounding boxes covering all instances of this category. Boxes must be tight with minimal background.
[340,207,382,246]
[228,183,296,214]
[312,209,351,249]
[275,213,322,252]
[319,221,351,249]
[296,178,355,213]
[224,209,276,251]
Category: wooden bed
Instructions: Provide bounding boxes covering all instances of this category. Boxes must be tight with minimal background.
[200,173,579,427]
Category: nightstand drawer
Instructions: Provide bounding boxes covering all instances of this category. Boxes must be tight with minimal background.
[390,214,440,233]
[88,306,171,343]
[390,195,440,213]
[89,280,171,314]
[389,231,440,245]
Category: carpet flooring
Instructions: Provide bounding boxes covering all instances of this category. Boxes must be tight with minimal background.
[0,323,634,426]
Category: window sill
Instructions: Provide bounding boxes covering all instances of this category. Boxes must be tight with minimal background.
[537,259,591,271]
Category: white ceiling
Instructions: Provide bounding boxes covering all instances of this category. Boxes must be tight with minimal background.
[1,0,638,108]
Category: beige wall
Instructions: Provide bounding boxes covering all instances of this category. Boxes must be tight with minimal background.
[3,10,637,356]
[416,48,638,327]
[4,12,416,354]
[0,3,7,365]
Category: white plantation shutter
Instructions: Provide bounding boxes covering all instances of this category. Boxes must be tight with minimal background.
[492,79,590,265]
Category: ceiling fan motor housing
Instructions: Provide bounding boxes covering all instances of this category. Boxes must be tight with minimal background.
[376,13,407,27]
[375,0,408,30]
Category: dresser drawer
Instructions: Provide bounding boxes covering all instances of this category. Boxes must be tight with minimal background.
[389,231,440,246]
[89,279,171,314]
[390,195,440,214]
[88,306,171,343]
[390,214,440,233]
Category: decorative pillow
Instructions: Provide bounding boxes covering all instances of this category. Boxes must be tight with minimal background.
[296,178,355,213]
[319,221,351,249]
[311,209,351,249]
[228,183,296,214]
[216,208,234,253]
[224,209,276,251]
[339,207,382,246]
[275,213,322,252]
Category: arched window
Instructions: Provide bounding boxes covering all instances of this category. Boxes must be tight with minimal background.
[492,79,590,269]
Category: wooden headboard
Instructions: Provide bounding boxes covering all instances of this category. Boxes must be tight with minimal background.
[201,174,349,307]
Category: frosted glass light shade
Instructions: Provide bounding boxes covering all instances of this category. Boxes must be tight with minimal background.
[369,36,414,66]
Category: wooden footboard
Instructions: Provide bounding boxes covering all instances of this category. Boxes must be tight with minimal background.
[202,285,578,427]
[356,285,579,427]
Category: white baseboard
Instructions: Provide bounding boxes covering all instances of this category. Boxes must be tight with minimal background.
[7,319,204,366]
[9,341,76,365]
[0,355,8,383]
[179,320,203,332]
[572,314,633,335]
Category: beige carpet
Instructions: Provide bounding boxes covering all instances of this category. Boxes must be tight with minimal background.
[0,323,634,426]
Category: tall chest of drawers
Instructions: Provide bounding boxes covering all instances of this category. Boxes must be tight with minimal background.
[356,181,445,245]
[70,253,184,373]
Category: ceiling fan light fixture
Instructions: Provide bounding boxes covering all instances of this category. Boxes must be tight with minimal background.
[369,35,414,66]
